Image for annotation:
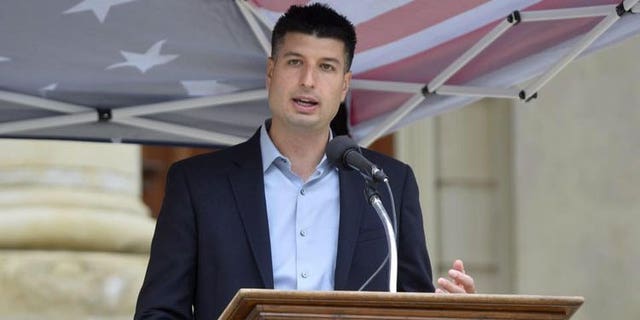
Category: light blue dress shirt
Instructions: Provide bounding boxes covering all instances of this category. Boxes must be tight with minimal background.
[260,124,340,291]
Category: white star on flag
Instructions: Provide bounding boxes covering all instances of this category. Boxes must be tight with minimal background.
[64,0,137,23]
[181,80,240,96]
[0,56,10,62]
[106,40,179,74]
[39,83,58,97]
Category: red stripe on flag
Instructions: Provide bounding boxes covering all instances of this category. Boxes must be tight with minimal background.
[356,0,489,53]
[250,0,310,12]
[527,0,621,10]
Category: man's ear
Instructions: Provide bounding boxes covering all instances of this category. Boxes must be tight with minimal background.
[266,57,275,87]
[341,71,352,102]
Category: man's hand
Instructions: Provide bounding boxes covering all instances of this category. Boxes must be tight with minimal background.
[435,259,476,294]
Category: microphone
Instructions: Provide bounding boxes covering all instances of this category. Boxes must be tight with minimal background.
[326,135,398,292]
[326,135,388,183]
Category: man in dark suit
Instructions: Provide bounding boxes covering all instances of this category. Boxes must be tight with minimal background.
[135,4,475,319]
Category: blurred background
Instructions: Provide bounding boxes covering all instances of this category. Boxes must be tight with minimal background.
[0,19,638,320]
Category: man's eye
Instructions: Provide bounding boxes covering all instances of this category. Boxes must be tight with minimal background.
[320,64,336,72]
[287,59,302,66]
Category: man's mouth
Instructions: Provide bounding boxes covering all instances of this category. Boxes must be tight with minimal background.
[292,97,319,107]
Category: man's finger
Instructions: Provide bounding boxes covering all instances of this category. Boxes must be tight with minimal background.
[453,259,465,273]
[448,269,476,293]
[437,277,465,294]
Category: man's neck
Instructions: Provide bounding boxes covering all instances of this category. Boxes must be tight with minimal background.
[268,124,329,181]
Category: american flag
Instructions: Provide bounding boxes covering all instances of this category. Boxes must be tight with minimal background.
[1,0,638,146]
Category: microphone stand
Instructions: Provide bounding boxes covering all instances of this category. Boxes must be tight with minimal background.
[364,180,397,293]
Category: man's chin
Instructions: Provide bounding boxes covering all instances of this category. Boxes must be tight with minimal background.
[285,116,328,132]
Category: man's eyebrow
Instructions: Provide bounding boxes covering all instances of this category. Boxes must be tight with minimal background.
[282,51,303,58]
[281,51,343,66]
[320,57,342,66]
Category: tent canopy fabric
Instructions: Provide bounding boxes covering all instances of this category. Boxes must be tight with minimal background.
[1,0,638,147]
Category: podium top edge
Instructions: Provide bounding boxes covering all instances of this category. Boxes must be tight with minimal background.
[234,288,585,305]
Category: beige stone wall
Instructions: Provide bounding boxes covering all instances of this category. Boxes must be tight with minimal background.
[0,140,154,319]
[513,36,640,319]
[396,31,639,320]
[397,99,514,294]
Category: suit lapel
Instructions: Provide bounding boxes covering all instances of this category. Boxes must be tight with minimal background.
[229,131,274,289]
[334,169,366,290]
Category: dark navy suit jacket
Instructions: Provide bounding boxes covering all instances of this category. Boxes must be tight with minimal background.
[135,130,434,319]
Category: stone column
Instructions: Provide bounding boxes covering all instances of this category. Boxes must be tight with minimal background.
[0,139,155,319]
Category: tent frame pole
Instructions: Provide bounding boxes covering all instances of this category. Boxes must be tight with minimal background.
[114,118,244,145]
[350,80,423,93]
[0,112,96,135]
[427,19,515,93]
[351,79,521,99]
[236,0,272,55]
[114,89,266,118]
[520,5,613,21]
[521,0,639,100]
[359,93,425,147]
[0,90,89,113]
[437,85,520,99]
[239,0,276,30]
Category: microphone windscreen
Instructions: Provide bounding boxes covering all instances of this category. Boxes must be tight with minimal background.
[326,135,359,169]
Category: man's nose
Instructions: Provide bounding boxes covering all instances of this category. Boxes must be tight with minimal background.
[300,65,315,88]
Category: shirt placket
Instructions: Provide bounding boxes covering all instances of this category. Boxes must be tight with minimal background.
[295,170,323,290]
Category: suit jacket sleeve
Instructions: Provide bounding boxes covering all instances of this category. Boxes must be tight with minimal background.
[397,164,436,292]
[135,162,196,319]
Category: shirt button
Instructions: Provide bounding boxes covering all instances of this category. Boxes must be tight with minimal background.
[301,272,309,278]
[300,188,305,195]
[299,230,307,237]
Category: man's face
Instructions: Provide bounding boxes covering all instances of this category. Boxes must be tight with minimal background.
[266,32,351,134]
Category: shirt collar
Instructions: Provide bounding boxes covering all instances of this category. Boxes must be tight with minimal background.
[259,120,335,174]
[260,121,285,173]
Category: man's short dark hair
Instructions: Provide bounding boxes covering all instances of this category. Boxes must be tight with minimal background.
[271,3,357,72]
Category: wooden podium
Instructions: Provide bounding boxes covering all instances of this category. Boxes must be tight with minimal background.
[219,289,583,320]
